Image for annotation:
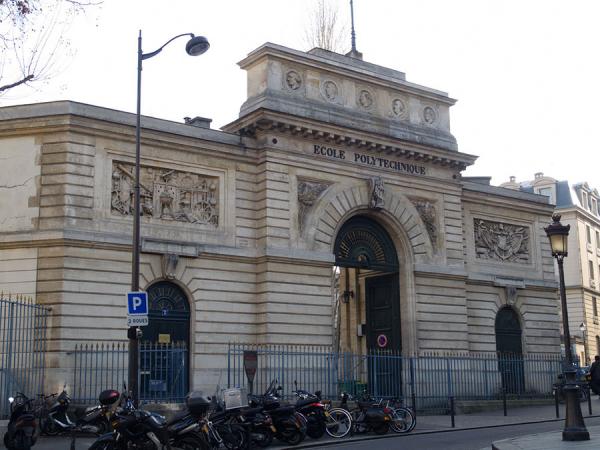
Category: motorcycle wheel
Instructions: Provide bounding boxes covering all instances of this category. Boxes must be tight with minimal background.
[306,417,325,439]
[324,408,352,438]
[372,422,389,435]
[253,428,273,448]
[174,434,210,450]
[218,424,246,450]
[42,419,60,436]
[278,429,303,446]
[15,431,32,450]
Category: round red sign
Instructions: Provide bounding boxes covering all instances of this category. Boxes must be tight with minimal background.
[377,334,388,348]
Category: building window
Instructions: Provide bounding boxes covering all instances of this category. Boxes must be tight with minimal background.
[582,191,588,209]
[587,226,592,244]
[590,261,595,280]
[597,230,600,249]
[594,297,598,317]
[597,336,600,355]
[538,187,555,204]
[593,198,598,215]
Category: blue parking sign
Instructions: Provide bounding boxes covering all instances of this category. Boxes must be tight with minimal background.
[127,291,148,315]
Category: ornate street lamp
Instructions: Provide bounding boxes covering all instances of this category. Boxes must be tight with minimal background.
[128,30,209,404]
[545,213,589,441]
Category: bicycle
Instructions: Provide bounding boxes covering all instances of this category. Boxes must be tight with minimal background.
[384,399,416,433]
[321,398,352,438]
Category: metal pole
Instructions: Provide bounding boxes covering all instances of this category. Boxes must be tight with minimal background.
[557,256,589,440]
[128,29,143,407]
[349,0,357,53]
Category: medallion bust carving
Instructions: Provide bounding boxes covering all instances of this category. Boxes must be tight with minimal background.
[474,219,529,263]
[358,90,374,109]
[423,106,437,124]
[391,98,406,118]
[285,70,302,90]
[322,80,339,101]
[111,161,219,227]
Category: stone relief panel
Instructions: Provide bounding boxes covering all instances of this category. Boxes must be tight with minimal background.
[283,68,304,92]
[369,177,384,210]
[422,105,438,126]
[474,219,530,263]
[357,88,375,111]
[297,179,331,232]
[390,97,408,120]
[320,79,341,103]
[111,161,219,228]
[411,199,437,245]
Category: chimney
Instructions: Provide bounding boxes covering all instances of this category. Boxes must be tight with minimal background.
[184,116,212,129]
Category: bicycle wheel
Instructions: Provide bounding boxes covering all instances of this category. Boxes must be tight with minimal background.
[324,407,352,438]
[390,407,416,433]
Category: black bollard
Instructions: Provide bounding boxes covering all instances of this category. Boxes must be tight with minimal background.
[587,384,592,416]
[555,385,560,418]
[502,388,507,417]
[449,396,455,428]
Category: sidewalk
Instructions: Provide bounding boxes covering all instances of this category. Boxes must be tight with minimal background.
[3,402,598,449]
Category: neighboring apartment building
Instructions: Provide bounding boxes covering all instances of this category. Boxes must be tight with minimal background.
[502,173,600,364]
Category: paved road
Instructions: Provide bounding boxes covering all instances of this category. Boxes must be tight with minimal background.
[298,416,600,450]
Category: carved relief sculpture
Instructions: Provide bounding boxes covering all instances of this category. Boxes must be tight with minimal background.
[111,162,219,227]
[369,177,385,210]
[358,89,374,109]
[474,219,530,262]
[297,179,331,232]
[391,98,406,118]
[285,70,302,90]
[423,106,437,125]
[322,80,339,102]
[412,199,437,244]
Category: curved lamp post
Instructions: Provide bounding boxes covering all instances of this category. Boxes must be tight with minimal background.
[128,30,209,404]
[545,213,589,441]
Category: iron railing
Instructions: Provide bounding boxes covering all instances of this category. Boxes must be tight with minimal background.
[227,343,563,414]
[0,295,50,419]
[72,341,188,404]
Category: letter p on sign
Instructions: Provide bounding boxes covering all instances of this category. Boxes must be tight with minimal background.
[127,291,148,315]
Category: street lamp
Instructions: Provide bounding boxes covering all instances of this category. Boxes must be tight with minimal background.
[580,322,588,366]
[128,30,209,404]
[545,213,589,441]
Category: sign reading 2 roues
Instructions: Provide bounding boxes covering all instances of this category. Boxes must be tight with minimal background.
[127,291,148,327]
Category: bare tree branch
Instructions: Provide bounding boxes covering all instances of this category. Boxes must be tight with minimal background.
[0,73,33,92]
[304,0,348,53]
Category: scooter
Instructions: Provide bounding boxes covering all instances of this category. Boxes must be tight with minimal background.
[292,381,328,439]
[3,392,38,450]
[41,384,108,435]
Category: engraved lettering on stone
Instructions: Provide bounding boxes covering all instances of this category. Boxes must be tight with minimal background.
[323,81,338,101]
[474,219,529,262]
[391,98,406,118]
[423,106,436,124]
[369,177,385,210]
[358,90,373,109]
[285,70,302,90]
[297,180,331,232]
[111,162,219,227]
[412,199,437,244]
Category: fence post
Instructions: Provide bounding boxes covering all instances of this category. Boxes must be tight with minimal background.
[227,343,231,389]
[502,387,507,417]
[554,384,559,418]
[449,395,455,428]
[3,302,15,416]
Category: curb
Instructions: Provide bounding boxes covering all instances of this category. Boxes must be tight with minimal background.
[281,414,600,449]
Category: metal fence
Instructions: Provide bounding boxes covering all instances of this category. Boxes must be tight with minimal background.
[0,295,50,419]
[227,343,563,414]
[72,341,188,404]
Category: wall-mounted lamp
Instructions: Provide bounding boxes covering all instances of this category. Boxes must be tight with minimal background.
[342,290,354,304]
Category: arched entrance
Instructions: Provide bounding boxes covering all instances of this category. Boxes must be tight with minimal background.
[141,281,190,399]
[334,215,401,396]
[495,307,524,393]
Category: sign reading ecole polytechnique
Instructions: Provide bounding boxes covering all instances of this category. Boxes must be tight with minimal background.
[126,291,148,327]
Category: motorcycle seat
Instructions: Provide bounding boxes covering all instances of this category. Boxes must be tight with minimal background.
[296,398,317,408]
[166,411,191,426]
[358,401,376,409]
[268,405,295,416]
[239,407,264,416]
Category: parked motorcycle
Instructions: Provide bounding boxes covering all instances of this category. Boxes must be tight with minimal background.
[41,384,112,436]
[89,388,209,450]
[3,392,38,450]
[291,381,327,439]
[248,379,305,445]
[340,392,392,435]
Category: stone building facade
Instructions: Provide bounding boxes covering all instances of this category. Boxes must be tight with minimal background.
[502,173,600,364]
[0,43,560,392]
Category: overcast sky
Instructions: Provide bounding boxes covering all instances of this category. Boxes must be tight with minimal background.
[3,0,599,187]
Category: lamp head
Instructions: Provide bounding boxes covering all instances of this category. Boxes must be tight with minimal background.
[544,213,570,258]
[186,35,210,56]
